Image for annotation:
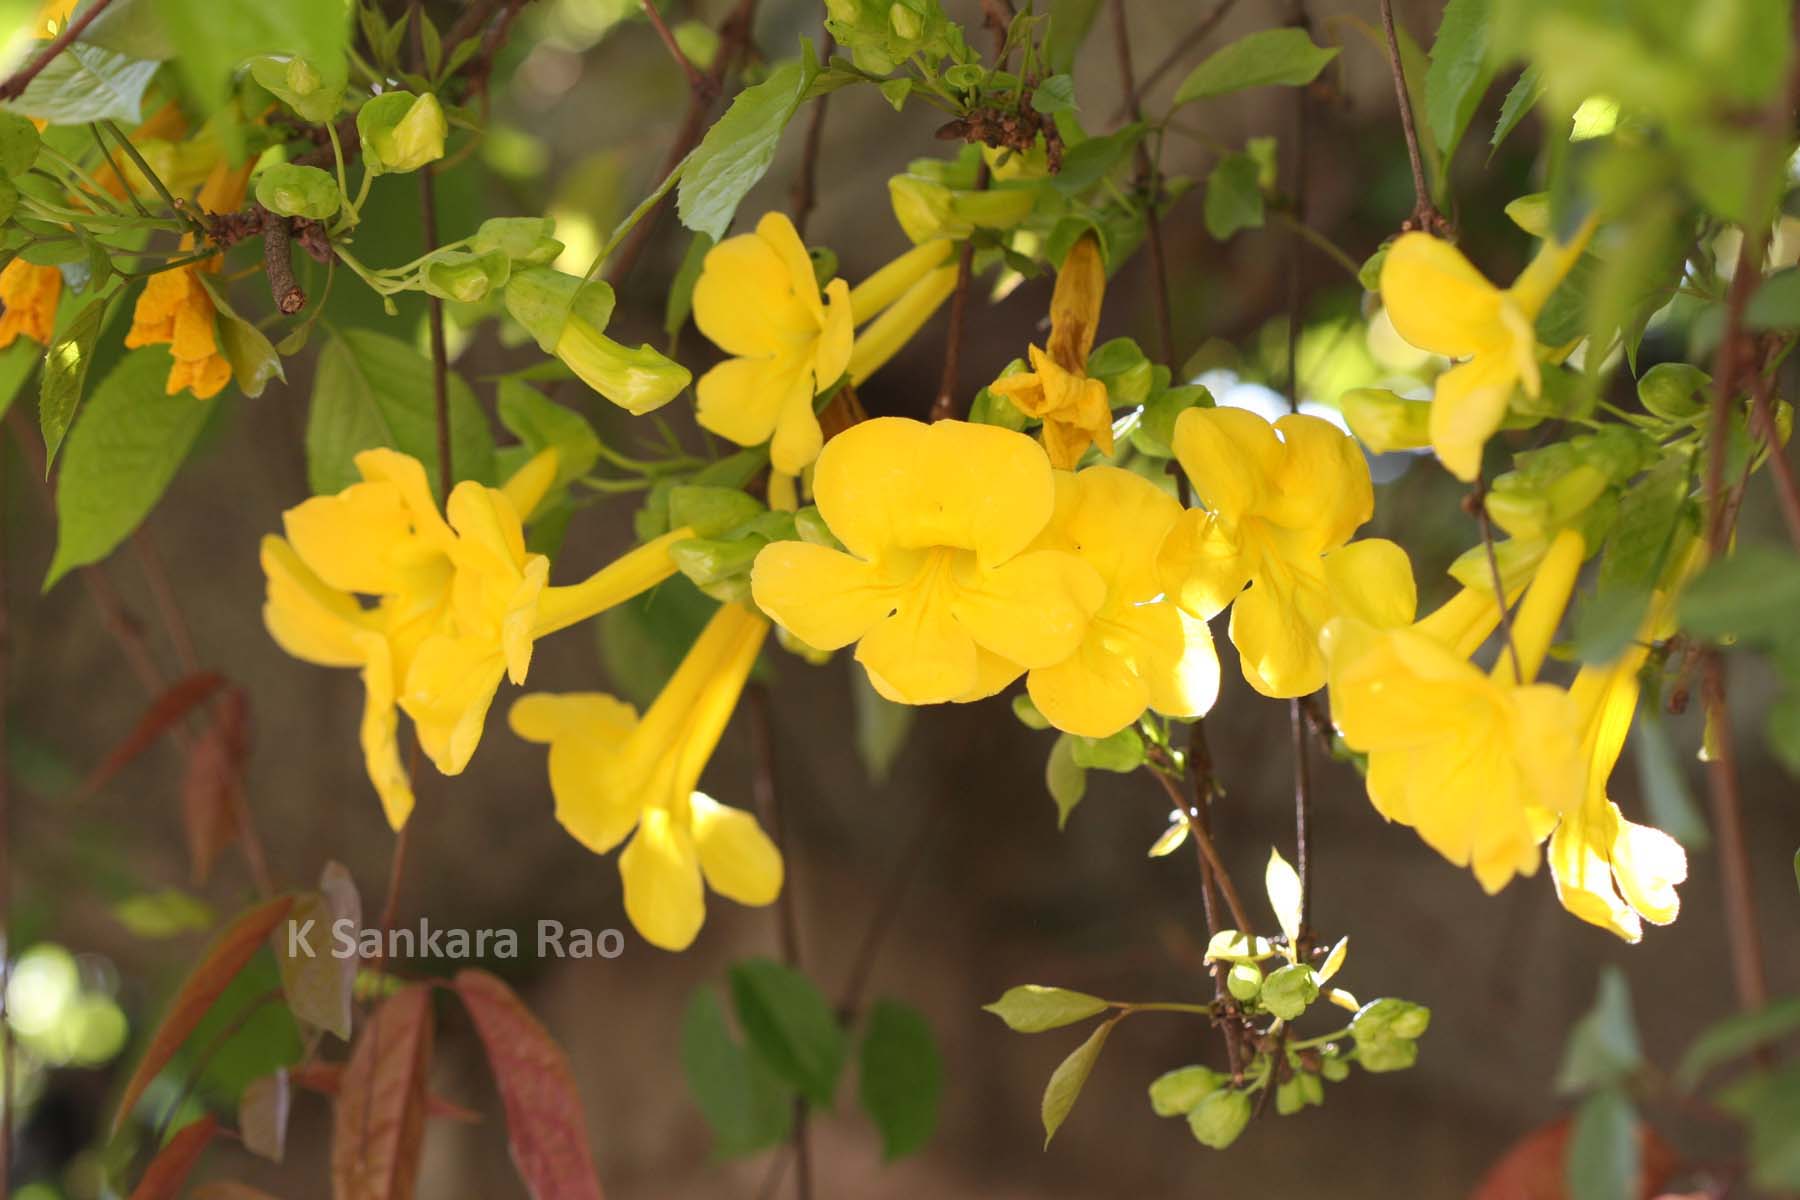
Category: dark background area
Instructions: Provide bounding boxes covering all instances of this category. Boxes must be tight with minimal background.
[6,0,1799,1195]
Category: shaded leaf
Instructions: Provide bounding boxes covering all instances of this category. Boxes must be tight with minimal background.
[680,985,792,1159]
[241,1070,290,1163]
[113,895,296,1133]
[182,686,248,884]
[454,969,605,1200]
[1045,734,1086,829]
[1203,152,1263,241]
[729,957,846,1108]
[113,889,215,938]
[1717,1065,1800,1189]
[1676,997,1800,1089]
[853,671,913,784]
[678,57,819,241]
[7,43,159,125]
[275,890,354,1041]
[292,1061,478,1124]
[1041,1015,1117,1146]
[1491,64,1543,148]
[128,1114,220,1200]
[80,671,224,799]
[858,999,940,1160]
[1173,28,1338,104]
[38,292,109,469]
[331,985,434,1200]
[1566,1087,1637,1200]
[1425,0,1494,162]
[1557,966,1642,1094]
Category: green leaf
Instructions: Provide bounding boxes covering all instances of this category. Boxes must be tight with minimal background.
[1041,1016,1116,1146]
[1045,733,1087,829]
[857,999,940,1160]
[1565,1087,1639,1200]
[1491,64,1542,148]
[678,56,819,241]
[1203,152,1263,241]
[4,44,159,125]
[663,231,713,340]
[729,957,847,1109]
[1045,0,1103,73]
[157,0,353,111]
[1173,28,1339,105]
[680,986,793,1159]
[1676,997,1800,1089]
[1260,963,1319,1021]
[1069,726,1144,772]
[1030,73,1077,116]
[0,111,40,176]
[274,890,353,1040]
[1631,702,1709,850]
[852,671,913,784]
[1425,0,1494,162]
[1557,966,1642,1094]
[38,293,109,470]
[1680,544,1800,644]
[195,276,285,399]
[1264,847,1302,945]
[1747,267,1800,331]
[304,328,494,497]
[46,349,215,590]
[1718,1066,1800,1189]
[982,985,1109,1033]
[495,379,600,493]
[113,889,215,939]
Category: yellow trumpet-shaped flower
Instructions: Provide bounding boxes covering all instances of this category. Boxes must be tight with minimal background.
[987,233,1114,469]
[125,158,254,399]
[1322,529,1589,893]
[1547,560,1695,942]
[1026,466,1219,737]
[750,417,1105,705]
[1378,215,1598,482]
[1157,406,1374,698]
[0,260,62,350]
[509,603,781,951]
[693,214,954,474]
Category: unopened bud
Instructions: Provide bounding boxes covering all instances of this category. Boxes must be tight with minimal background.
[1149,1066,1224,1118]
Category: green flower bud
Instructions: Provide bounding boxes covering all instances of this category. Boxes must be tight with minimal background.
[1261,964,1320,1021]
[1299,1072,1324,1106]
[472,216,564,266]
[504,267,616,352]
[1320,1051,1351,1083]
[1341,387,1431,454]
[1486,463,1608,541]
[670,536,762,589]
[794,506,845,551]
[557,318,691,415]
[1350,998,1431,1043]
[422,248,512,303]
[1226,961,1262,1002]
[358,91,448,176]
[1354,1037,1420,1073]
[888,1,922,39]
[249,55,347,123]
[1275,1077,1305,1116]
[1148,1066,1225,1118]
[668,485,764,538]
[887,174,1036,244]
[254,163,341,221]
[1637,362,1710,423]
[1186,1089,1251,1149]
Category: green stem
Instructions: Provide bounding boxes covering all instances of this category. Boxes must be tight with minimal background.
[99,121,204,237]
[584,152,693,280]
[1117,1001,1217,1017]
[33,151,126,215]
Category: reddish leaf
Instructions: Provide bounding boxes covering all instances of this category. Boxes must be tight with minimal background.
[182,687,249,885]
[127,1114,219,1200]
[294,1061,478,1123]
[455,969,605,1200]
[332,985,434,1200]
[1470,1116,1682,1199]
[241,1070,290,1162]
[113,895,295,1134]
[81,671,225,799]
[193,1184,286,1200]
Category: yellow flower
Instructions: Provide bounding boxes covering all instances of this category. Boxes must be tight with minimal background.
[693,214,954,474]
[1156,406,1374,697]
[261,448,694,825]
[750,417,1104,705]
[986,233,1114,469]
[1322,529,1589,893]
[1547,567,1694,942]
[509,603,781,951]
[1025,466,1219,737]
[0,260,62,350]
[1378,216,1597,481]
[125,159,253,399]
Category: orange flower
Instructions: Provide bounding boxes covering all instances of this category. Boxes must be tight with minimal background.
[125,159,253,399]
[0,260,62,350]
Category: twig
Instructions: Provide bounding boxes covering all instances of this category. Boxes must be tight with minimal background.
[1468,483,1523,682]
[1699,655,1768,1013]
[411,0,453,500]
[0,443,11,1189]
[790,28,834,238]
[1107,0,1240,123]
[639,0,716,100]
[1111,0,1174,366]
[99,121,207,238]
[1376,0,1449,236]
[0,0,119,101]
[929,235,977,422]
[1148,766,1251,933]
[259,208,306,315]
[1748,362,1800,552]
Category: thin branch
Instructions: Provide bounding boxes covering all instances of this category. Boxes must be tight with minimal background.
[1699,655,1768,1013]
[1286,0,1315,953]
[259,208,306,315]
[1469,483,1523,683]
[790,28,835,238]
[1107,0,1240,123]
[1376,0,1449,236]
[99,121,207,238]
[1148,766,1251,933]
[0,0,120,101]
[639,0,715,100]
[1111,0,1174,366]
[929,236,977,422]
[412,0,453,500]
[1748,362,1800,553]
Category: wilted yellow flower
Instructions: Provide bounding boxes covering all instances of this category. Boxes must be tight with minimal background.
[751,417,1104,705]
[125,159,253,398]
[1378,216,1597,481]
[694,214,955,473]
[1026,466,1218,737]
[987,233,1114,469]
[1323,529,1588,892]
[509,603,782,951]
[0,260,62,350]
[1157,406,1374,697]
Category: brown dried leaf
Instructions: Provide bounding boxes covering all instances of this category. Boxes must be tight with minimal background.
[82,671,225,799]
[127,1113,219,1200]
[113,895,295,1134]
[331,985,434,1200]
[241,1069,290,1163]
[455,969,605,1200]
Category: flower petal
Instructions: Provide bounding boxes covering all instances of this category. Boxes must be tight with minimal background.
[400,634,505,775]
[1027,639,1151,737]
[1171,406,1283,519]
[260,535,375,667]
[750,541,900,651]
[696,355,788,449]
[1379,233,1504,359]
[1228,558,1333,698]
[949,549,1104,669]
[508,692,639,743]
[618,808,706,951]
[1429,353,1517,483]
[1322,538,1417,630]
[1155,509,1253,620]
[282,482,414,595]
[689,792,784,907]
[855,594,978,705]
[356,632,414,831]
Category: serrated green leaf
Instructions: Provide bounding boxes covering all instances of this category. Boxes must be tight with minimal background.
[38,293,109,469]
[1041,1015,1115,1146]
[46,349,214,589]
[730,957,846,1109]
[1491,63,1542,149]
[857,999,940,1160]
[982,985,1109,1033]
[304,328,494,497]
[1173,28,1338,105]
[678,57,818,241]
[1425,0,1494,162]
